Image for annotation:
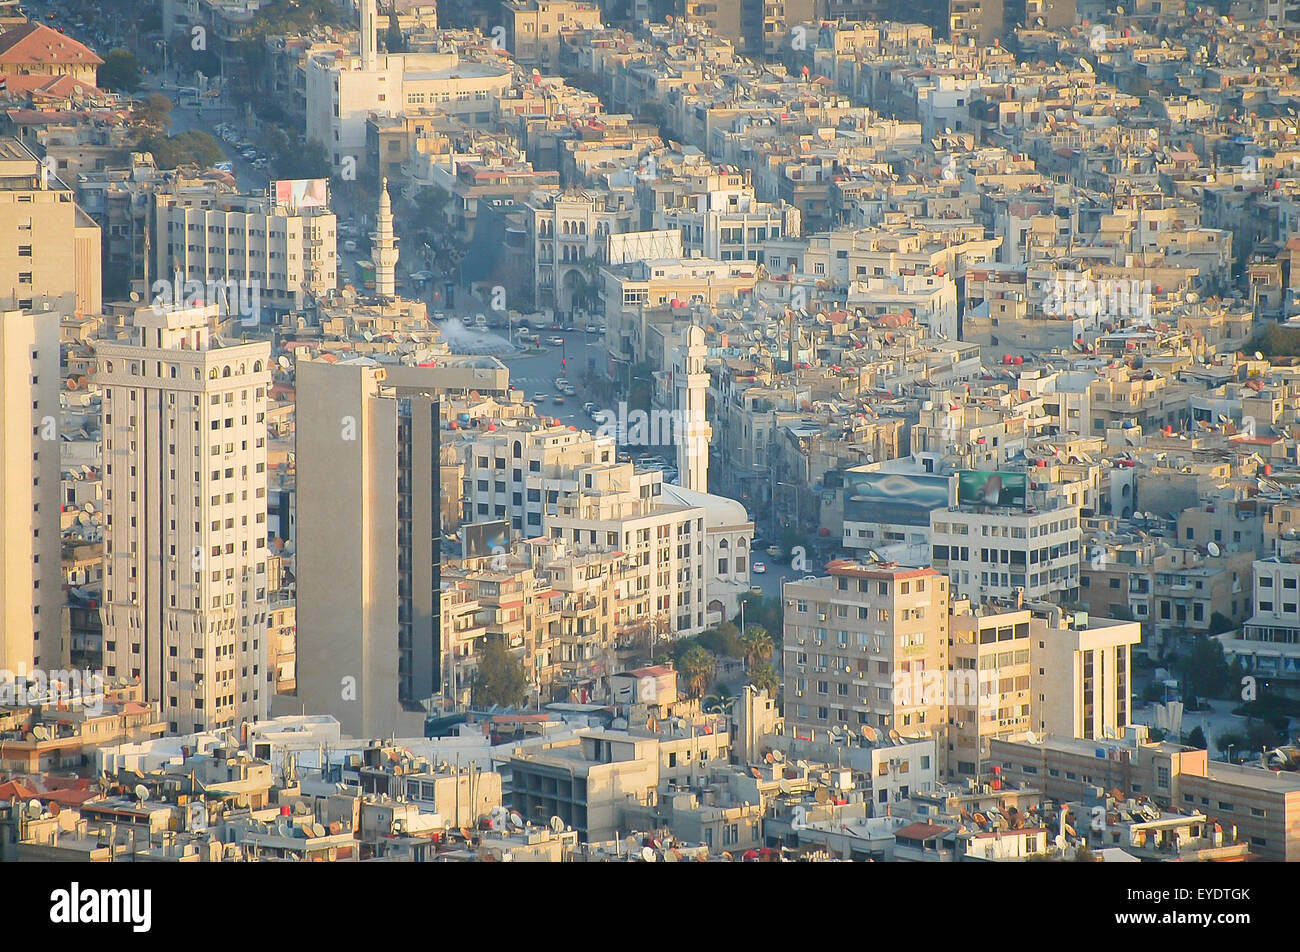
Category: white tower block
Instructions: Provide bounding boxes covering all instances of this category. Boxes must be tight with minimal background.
[674,323,712,493]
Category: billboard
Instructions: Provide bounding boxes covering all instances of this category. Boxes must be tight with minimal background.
[957,471,1028,508]
[272,178,329,211]
[842,471,951,528]
[462,520,510,560]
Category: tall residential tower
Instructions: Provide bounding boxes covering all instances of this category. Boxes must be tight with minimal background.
[94,303,271,732]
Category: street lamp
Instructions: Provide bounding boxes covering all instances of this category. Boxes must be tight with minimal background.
[1226,743,1235,764]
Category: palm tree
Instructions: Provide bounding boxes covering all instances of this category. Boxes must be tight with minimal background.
[703,685,735,715]
[741,625,774,671]
[677,645,715,699]
[747,662,779,698]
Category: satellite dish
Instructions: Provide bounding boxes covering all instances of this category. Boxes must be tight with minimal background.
[624,835,638,854]
[277,355,291,370]
[1255,351,1264,361]
[862,725,877,743]
[1054,834,1068,851]
[32,725,49,740]
[134,784,149,803]
[771,748,785,762]
[508,811,525,829]
[1207,542,1221,557]
[27,799,42,819]
[889,729,902,744]
[549,815,564,833]
[641,846,657,862]
[1025,730,1039,744]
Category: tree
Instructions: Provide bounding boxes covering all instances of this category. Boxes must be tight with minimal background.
[747,662,780,698]
[1185,725,1207,749]
[138,130,226,170]
[677,645,715,699]
[99,49,142,92]
[278,139,331,181]
[132,94,173,135]
[740,625,774,671]
[1208,612,1235,636]
[1176,635,1232,701]
[470,638,529,708]
[385,12,407,53]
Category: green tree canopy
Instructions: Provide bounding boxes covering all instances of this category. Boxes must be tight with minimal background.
[1185,725,1207,750]
[132,93,173,135]
[1176,635,1232,700]
[747,662,780,698]
[471,638,529,708]
[740,625,774,670]
[99,49,142,92]
[677,645,715,699]
[139,130,225,170]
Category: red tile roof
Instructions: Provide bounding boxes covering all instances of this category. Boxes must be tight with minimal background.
[1,72,99,98]
[894,822,952,840]
[0,23,102,66]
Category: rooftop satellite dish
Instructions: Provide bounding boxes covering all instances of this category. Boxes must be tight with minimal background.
[549,816,564,833]
[862,725,878,743]
[1207,542,1221,557]
[641,846,657,862]
[888,729,902,744]
[771,748,785,762]
[1255,351,1264,361]
[1025,730,1039,744]
[129,291,141,302]
[277,355,291,370]
[32,725,49,740]
[509,811,525,830]
[27,799,42,819]
[1054,834,1068,851]
[134,784,149,803]
[624,835,638,854]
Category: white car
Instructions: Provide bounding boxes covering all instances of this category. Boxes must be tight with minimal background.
[546,336,565,346]
[751,561,767,574]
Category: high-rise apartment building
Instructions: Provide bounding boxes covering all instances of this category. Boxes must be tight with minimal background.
[782,561,950,735]
[0,136,101,317]
[93,302,272,733]
[151,183,338,313]
[294,359,444,739]
[0,307,61,672]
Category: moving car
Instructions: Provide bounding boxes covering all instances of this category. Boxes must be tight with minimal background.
[766,544,782,558]
[552,395,566,405]
[751,561,767,574]
[532,393,549,403]
[545,336,565,346]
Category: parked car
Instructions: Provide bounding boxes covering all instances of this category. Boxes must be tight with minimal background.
[766,544,782,558]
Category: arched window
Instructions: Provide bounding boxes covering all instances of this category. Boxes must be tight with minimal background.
[720,538,729,549]
[253,360,263,373]
[579,221,587,235]
[222,366,232,378]
[104,361,113,374]
[210,368,218,379]
[513,441,522,458]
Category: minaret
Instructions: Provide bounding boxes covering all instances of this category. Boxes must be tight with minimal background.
[373,177,398,299]
[360,0,377,70]
[674,323,712,493]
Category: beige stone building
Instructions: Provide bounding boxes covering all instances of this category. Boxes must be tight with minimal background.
[0,137,100,317]
[782,561,951,736]
[93,303,271,733]
[293,358,445,739]
[0,308,61,672]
